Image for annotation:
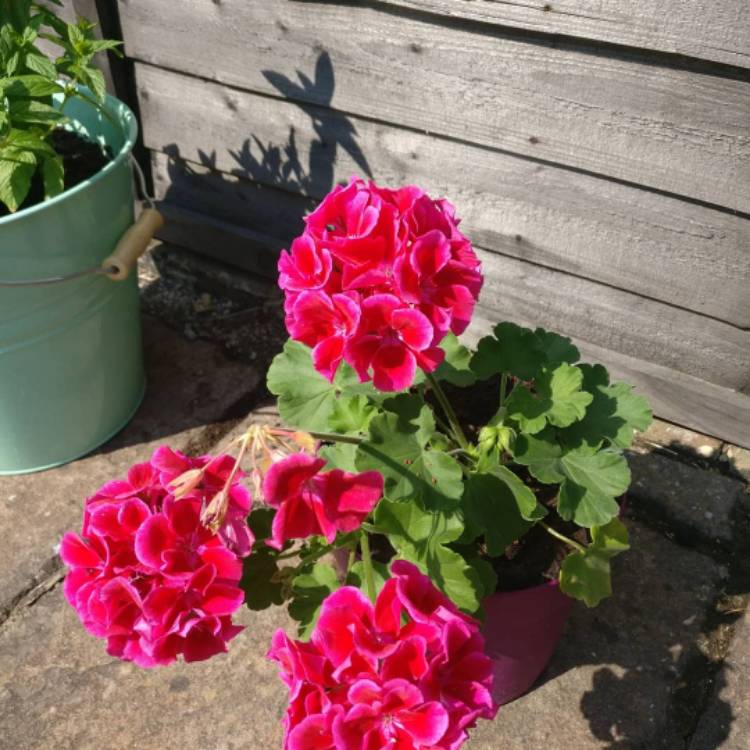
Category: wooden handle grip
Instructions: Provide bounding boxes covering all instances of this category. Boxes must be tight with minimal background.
[103,208,164,281]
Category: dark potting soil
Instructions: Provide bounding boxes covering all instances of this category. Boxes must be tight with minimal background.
[434,377,591,593]
[0,129,112,218]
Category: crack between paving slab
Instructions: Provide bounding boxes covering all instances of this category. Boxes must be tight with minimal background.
[0,556,65,631]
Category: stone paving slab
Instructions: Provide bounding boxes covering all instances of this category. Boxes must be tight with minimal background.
[0,519,726,750]
[627,450,748,545]
[0,316,259,620]
[690,611,750,750]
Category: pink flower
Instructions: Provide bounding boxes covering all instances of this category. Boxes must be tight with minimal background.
[285,291,361,383]
[345,294,445,391]
[304,178,399,290]
[60,447,253,668]
[278,178,483,391]
[278,233,334,293]
[262,453,383,549]
[268,560,497,750]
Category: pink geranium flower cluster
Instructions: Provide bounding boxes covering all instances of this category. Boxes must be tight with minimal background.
[279,177,483,391]
[268,560,497,750]
[263,453,384,550]
[60,447,254,668]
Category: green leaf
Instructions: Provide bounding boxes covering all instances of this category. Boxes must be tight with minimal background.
[492,464,547,522]
[506,363,593,434]
[373,499,484,613]
[267,340,385,432]
[247,507,275,543]
[374,497,463,546]
[470,322,580,382]
[460,471,535,555]
[560,365,653,450]
[0,150,36,212]
[240,545,285,611]
[355,410,463,511]
[347,560,389,596]
[288,561,339,639]
[328,394,376,435]
[9,98,63,125]
[2,73,62,97]
[556,450,630,527]
[471,322,545,381]
[434,332,476,387]
[23,51,55,79]
[41,154,63,199]
[514,434,629,527]
[80,65,105,102]
[318,441,359,473]
[559,518,629,607]
[532,328,580,367]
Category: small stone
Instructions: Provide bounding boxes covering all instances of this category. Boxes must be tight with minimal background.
[697,445,716,458]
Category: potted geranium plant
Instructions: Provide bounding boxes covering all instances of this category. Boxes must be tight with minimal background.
[0,1,161,475]
[60,177,651,748]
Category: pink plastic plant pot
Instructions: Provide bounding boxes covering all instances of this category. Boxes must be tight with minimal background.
[482,580,573,705]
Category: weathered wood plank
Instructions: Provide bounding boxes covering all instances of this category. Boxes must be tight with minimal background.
[379,0,750,69]
[140,68,750,327]
[119,0,750,211]
[155,203,750,448]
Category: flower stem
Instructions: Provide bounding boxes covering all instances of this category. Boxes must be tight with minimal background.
[426,372,470,451]
[541,522,586,554]
[308,430,363,446]
[359,531,377,602]
[499,373,509,408]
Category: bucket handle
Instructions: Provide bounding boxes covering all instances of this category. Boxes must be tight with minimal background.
[0,207,163,287]
[0,157,163,288]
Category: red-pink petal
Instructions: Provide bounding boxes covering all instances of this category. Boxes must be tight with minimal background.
[397,701,449,744]
[391,308,434,352]
[134,514,175,569]
[60,533,102,568]
[371,344,416,392]
[263,454,326,510]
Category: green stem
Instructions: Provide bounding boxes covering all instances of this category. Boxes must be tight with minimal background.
[359,531,376,602]
[346,546,357,577]
[426,372,470,451]
[276,545,331,564]
[541,522,586,554]
[499,373,509,408]
[308,430,363,446]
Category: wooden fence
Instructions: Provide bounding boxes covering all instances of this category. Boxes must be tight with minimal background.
[67,1,750,446]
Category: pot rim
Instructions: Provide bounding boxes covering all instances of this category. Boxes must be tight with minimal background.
[0,86,137,227]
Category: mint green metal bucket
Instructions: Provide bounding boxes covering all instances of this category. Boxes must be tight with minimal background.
[0,91,144,475]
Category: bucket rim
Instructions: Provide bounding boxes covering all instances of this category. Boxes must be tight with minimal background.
[0,86,138,227]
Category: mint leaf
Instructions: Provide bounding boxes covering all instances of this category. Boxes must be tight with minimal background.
[355,411,463,511]
[0,151,36,212]
[434,332,476,387]
[506,363,593,435]
[42,154,63,199]
[559,518,629,606]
